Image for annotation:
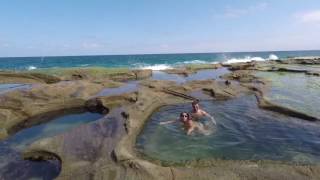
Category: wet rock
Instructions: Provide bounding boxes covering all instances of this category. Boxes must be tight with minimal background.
[108,72,136,81]
[4,61,320,180]
[255,93,320,121]
[276,67,307,73]
[0,128,8,140]
[85,98,109,114]
[221,70,261,83]
[305,71,320,76]
[0,80,105,139]
[23,150,62,162]
[282,57,320,65]
[0,71,60,84]
[163,69,193,76]
[71,71,88,80]
[0,159,61,180]
[226,62,256,71]
[132,69,152,80]
[225,80,231,85]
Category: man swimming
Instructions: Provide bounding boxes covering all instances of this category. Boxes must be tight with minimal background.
[160,112,209,135]
[191,100,217,125]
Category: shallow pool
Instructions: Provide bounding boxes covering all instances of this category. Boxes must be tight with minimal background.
[136,95,320,164]
[152,68,230,84]
[96,81,139,97]
[0,110,104,179]
[256,71,320,117]
[0,83,32,95]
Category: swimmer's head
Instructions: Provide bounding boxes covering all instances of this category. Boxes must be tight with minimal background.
[192,100,200,111]
[180,112,190,120]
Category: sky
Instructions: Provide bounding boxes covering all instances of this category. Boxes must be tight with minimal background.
[0,0,320,57]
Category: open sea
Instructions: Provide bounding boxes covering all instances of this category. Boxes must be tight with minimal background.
[0,50,319,71]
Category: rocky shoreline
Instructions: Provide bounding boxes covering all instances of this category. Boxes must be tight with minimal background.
[0,57,320,179]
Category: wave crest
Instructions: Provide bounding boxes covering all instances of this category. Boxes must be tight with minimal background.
[268,54,279,60]
[135,64,173,70]
[27,66,37,70]
[224,54,278,64]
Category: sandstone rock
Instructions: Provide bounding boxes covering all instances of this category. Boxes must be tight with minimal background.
[132,69,152,80]
[0,71,60,84]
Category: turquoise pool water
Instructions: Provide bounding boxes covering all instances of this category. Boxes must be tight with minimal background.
[256,71,320,118]
[136,95,320,164]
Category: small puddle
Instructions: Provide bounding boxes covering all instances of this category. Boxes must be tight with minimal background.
[136,95,320,164]
[96,81,139,97]
[0,83,32,95]
[0,110,104,179]
[151,68,230,84]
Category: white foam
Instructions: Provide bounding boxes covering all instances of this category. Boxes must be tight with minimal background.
[140,64,173,70]
[27,66,37,70]
[181,60,207,64]
[268,54,279,60]
[224,56,266,64]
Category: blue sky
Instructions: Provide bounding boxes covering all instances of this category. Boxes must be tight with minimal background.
[1,0,320,57]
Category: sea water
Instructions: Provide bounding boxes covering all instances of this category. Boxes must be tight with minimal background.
[0,50,320,70]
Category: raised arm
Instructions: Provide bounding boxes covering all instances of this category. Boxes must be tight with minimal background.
[201,110,217,125]
[159,119,176,125]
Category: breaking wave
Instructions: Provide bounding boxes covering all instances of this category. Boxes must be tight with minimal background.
[27,66,37,70]
[133,54,279,70]
[180,60,207,64]
[224,54,279,64]
[137,64,173,70]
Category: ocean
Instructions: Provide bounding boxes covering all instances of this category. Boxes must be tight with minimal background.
[0,50,319,71]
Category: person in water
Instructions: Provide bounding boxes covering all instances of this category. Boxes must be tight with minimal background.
[191,99,217,125]
[160,112,210,135]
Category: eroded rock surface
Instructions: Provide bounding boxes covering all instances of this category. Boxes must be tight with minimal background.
[1,58,320,179]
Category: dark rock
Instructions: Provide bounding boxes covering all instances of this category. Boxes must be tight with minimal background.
[85,98,109,114]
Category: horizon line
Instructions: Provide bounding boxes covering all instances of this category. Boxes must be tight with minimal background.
[0,49,320,59]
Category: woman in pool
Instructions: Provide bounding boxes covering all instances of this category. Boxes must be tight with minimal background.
[160,112,210,135]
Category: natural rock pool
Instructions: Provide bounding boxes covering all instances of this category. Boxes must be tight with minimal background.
[0,110,104,179]
[256,71,320,118]
[96,81,139,97]
[136,95,320,164]
[151,68,230,84]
